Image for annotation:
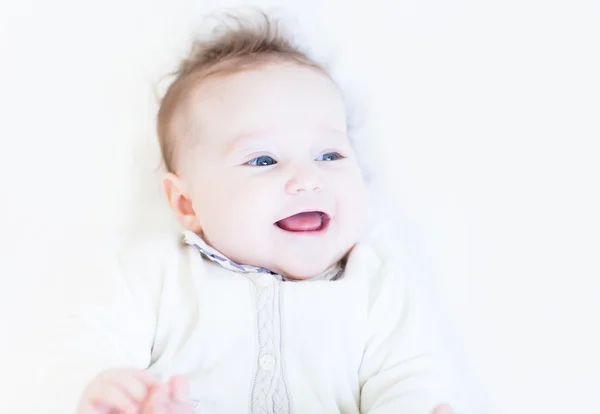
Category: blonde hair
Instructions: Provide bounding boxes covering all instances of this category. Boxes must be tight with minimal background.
[156,11,328,173]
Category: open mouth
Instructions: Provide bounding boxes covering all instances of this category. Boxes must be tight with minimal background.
[275,211,331,233]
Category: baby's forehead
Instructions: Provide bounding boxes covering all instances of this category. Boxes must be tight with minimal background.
[180,66,348,145]
[180,113,349,158]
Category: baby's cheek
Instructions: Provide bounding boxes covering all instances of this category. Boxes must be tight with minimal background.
[340,187,367,236]
[241,181,280,213]
[201,184,246,216]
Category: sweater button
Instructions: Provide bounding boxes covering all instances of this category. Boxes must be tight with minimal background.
[259,355,276,371]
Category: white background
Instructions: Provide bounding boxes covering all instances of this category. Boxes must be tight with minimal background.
[1,0,599,413]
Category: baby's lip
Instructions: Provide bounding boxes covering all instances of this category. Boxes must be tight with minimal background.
[274,210,331,232]
[274,209,331,224]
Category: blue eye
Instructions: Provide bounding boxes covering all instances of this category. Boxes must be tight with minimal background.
[246,155,277,166]
[316,152,344,161]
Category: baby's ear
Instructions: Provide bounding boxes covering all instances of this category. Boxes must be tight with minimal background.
[162,173,202,233]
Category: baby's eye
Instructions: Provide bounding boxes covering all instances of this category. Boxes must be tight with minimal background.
[246,155,278,166]
[316,152,344,162]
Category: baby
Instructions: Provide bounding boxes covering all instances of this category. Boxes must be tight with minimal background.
[76,11,454,414]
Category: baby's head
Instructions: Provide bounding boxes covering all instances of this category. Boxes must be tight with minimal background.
[157,13,367,280]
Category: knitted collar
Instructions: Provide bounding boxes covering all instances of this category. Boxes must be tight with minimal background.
[182,230,344,282]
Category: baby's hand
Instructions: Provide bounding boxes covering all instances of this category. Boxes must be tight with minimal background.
[140,376,194,414]
[77,368,158,414]
[431,403,454,414]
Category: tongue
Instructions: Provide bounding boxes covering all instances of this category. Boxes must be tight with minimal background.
[277,212,323,232]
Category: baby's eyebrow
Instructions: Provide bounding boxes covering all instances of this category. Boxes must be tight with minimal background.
[225,126,348,154]
[225,131,269,154]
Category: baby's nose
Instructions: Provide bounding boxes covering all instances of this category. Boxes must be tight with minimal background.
[285,168,323,194]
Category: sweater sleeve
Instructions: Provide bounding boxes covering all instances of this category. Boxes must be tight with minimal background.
[359,260,450,414]
[28,242,162,414]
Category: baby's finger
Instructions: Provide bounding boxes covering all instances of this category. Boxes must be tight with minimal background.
[90,385,138,414]
[110,374,152,403]
[140,403,166,414]
[431,404,454,414]
[141,384,170,414]
[168,376,190,402]
[133,369,159,386]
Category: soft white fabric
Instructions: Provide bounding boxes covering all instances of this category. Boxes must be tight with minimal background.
[46,228,449,413]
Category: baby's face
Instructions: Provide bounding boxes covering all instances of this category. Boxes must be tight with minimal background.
[173,63,366,279]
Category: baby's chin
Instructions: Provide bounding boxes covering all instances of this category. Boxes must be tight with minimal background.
[268,251,347,280]
[276,266,331,281]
